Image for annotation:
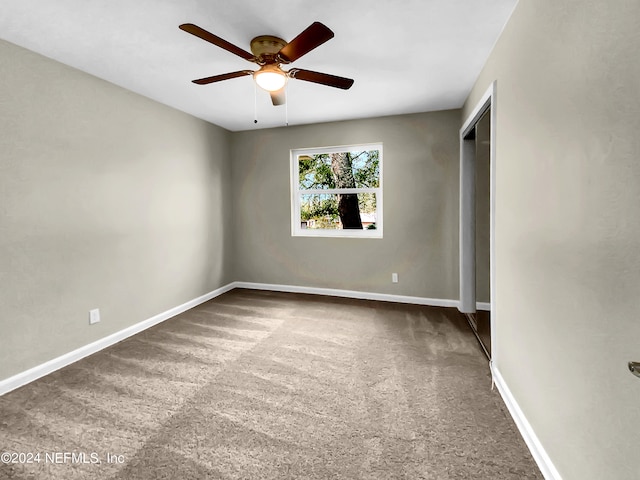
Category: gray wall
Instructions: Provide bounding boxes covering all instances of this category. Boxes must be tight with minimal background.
[0,40,234,381]
[230,111,460,299]
[463,1,640,479]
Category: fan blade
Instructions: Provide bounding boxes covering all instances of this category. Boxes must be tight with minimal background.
[278,22,334,63]
[179,23,255,62]
[289,69,354,90]
[270,88,286,106]
[192,70,253,85]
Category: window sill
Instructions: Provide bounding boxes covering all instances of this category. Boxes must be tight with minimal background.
[292,230,383,239]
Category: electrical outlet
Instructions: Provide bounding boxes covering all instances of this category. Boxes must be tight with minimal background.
[392,273,399,283]
[89,308,100,325]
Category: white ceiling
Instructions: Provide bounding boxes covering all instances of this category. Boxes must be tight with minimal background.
[0,0,518,132]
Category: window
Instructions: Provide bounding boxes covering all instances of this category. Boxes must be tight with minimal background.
[291,143,383,238]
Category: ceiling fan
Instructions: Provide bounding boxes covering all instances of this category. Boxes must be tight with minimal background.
[179,22,354,106]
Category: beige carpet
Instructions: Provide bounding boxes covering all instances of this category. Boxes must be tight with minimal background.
[0,289,542,479]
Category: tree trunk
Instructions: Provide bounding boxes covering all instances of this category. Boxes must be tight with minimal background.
[330,153,362,229]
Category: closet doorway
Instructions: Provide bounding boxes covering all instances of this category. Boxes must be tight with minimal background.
[459,82,495,359]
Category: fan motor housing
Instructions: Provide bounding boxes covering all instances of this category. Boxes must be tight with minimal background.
[250,35,287,57]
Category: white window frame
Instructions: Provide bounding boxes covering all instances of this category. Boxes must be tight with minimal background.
[290,143,383,238]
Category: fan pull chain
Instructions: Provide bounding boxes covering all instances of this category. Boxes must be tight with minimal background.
[253,81,258,124]
[285,85,289,127]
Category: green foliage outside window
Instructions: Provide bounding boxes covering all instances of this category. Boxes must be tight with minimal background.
[298,150,379,229]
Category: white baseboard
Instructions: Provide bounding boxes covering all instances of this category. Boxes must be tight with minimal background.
[0,283,235,397]
[491,363,562,480]
[477,302,491,311]
[232,281,460,308]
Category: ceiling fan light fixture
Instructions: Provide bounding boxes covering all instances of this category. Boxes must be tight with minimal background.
[254,65,287,92]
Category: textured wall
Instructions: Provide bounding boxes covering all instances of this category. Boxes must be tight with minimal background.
[463,1,640,478]
[0,40,234,381]
[230,111,461,299]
